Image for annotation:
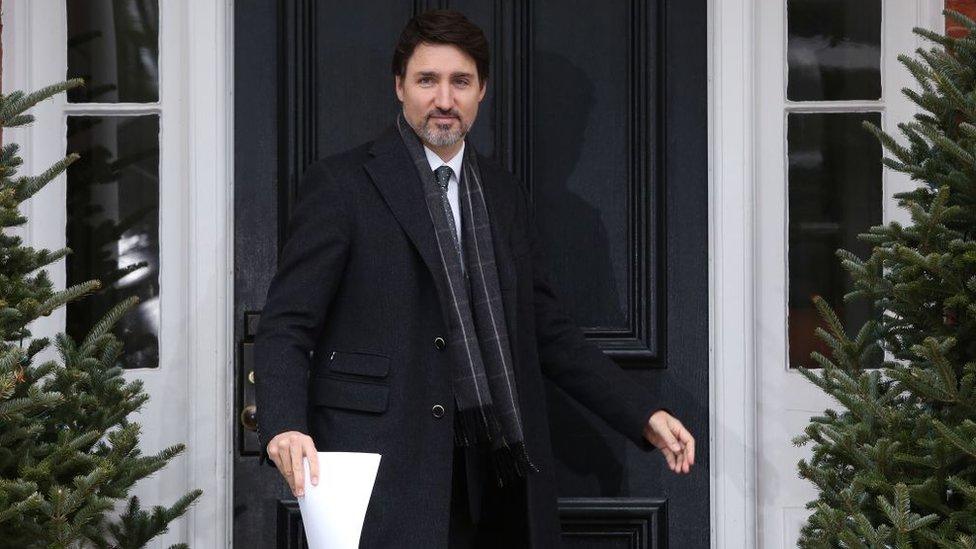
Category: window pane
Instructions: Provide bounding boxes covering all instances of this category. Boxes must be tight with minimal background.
[66,115,160,369]
[67,0,160,103]
[788,112,882,369]
[787,0,881,101]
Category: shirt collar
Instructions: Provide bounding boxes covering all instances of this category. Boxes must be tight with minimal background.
[423,141,465,179]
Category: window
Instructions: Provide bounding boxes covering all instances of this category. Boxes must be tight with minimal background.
[65,0,160,368]
[785,0,884,368]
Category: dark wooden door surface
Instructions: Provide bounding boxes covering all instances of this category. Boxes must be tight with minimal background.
[233,2,708,547]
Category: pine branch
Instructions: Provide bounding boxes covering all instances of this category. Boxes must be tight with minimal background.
[105,490,203,549]
[0,79,84,128]
[13,153,80,202]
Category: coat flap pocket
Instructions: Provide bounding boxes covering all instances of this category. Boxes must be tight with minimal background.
[312,375,389,413]
[326,350,390,378]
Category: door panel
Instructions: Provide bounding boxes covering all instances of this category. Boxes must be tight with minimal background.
[234,2,707,547]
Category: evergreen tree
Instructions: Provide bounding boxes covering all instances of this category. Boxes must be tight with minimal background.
[0,81,201,547]
[795,10,976,547]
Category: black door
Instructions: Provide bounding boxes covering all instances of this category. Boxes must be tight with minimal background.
[233,2,708,547]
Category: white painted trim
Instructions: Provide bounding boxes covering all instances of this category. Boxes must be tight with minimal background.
[182,0,234,546]
[10,0,69,360]
[708,0,758,545]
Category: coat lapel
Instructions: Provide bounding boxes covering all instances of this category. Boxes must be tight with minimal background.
[364,125,449,300]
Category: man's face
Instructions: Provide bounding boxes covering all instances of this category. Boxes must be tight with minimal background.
[395,42,487,148]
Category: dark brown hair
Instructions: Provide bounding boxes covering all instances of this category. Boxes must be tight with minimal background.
[392,10,489,88]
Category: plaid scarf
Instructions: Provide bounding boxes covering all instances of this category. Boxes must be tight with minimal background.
[395,112,539,486]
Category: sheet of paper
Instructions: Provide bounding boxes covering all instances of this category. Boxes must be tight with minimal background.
[297,452,382,549]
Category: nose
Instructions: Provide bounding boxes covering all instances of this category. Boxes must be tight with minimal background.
[434,82,453,111]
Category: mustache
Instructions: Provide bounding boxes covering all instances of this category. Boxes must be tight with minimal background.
[425,110,461,121]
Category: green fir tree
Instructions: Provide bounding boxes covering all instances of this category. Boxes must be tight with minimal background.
[0,80,201,547]
[795,10,976,548]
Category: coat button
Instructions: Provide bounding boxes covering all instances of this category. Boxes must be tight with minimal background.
[431,404,445,418]
[433,336,446,350]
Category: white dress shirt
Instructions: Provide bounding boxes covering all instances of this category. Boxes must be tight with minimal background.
[423,142,465,248]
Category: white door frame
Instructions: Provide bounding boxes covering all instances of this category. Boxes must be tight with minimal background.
[182,1,233,547]
[2,1,234,547]
[708,0,759,544]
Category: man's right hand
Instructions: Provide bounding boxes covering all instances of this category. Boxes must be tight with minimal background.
[267,431,320,497]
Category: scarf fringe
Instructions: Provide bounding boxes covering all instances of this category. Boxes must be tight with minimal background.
[454,406,541,486]
[453,403,501,447]
[489,439,541,487]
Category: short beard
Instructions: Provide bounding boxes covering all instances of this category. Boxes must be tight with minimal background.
[412,112,469,147]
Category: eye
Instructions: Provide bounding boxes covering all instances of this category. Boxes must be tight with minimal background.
[454,79,470,88]
[419,76,434,85]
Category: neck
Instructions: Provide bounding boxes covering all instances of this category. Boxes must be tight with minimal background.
[424,140,463,163]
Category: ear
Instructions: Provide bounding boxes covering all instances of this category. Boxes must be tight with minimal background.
[478,79,487,102]
[395,75,404,102]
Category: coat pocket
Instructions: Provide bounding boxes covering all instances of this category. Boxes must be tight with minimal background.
[324,349,390,378]
[311,375,389,413]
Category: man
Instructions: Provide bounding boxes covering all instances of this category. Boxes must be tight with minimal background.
[254,9,695,548]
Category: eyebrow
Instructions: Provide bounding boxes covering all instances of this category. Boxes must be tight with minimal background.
[415,71,475,79]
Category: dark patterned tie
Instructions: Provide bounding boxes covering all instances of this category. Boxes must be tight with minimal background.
[434,164,453,190]
[434,165,465,276]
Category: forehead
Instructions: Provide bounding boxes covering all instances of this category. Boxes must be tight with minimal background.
[404,42,477,74]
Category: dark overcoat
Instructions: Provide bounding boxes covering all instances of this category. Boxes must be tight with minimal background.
[253,123,669,548]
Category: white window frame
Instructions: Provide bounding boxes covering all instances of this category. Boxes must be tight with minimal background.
[2,1,233,547]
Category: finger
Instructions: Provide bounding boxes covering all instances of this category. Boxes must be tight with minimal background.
[660,419,682,454]
[267,443,280,468]
[290,441,305,497]
[278,440,295,491]
[305,439,320,486]
[673,433,687,473]
[661,447,677,472]
[674,425,694,471]
[672,448,684,473]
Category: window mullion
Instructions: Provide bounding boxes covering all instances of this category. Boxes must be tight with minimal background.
[64,103,162,116]
[784,100,884,113]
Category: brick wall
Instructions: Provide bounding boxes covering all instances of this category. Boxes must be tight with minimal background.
[1,0,4,144]
[947,0,976,38]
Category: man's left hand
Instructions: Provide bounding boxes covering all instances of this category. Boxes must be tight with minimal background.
[643,410,695,474]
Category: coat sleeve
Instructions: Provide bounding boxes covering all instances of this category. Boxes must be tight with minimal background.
[253,160,352,467]
[514,179,673,452]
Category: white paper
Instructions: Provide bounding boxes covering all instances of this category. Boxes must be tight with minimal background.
[297,452,382,549]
